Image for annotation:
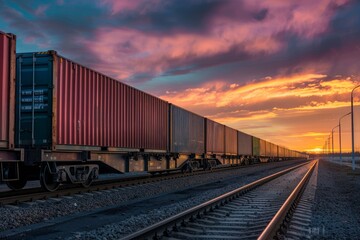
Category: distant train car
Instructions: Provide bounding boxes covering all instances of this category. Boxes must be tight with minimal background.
[252,137,260,162]
[237,131,253,165]
[0,32,23,190]
[205,118,225,163]
[259,139,267,162]
[169,104,205,169]
[270,143,278,160]
[15,51,169,190]
[224,126,237,165]
[278,146,285,160]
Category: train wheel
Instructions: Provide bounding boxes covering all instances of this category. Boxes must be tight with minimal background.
[4,163,27,190]
[6,178,27,190]
[245,159,249,165]
[40,164,60,192]
[81,177,93,188]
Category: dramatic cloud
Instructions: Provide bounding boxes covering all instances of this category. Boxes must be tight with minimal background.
[0,0,360,152]
[160,74,358,110]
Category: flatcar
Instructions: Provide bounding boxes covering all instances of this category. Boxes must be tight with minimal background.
[0,32,308,191]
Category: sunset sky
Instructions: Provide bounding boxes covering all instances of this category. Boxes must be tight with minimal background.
[1,0,360,153]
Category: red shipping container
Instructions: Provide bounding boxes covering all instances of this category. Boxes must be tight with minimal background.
[56,56,169,150]
[0,32,15,149]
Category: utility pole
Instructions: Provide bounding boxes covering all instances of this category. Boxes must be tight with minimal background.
[351,85,360,170]
[339,112,351,163]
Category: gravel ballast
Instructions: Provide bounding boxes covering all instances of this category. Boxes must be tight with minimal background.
[66,163,312,239]
[3,159,359,240]
[310,159,360,239]
[0,160,305,239]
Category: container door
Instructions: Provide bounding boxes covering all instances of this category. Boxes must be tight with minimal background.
[16,53,53,148]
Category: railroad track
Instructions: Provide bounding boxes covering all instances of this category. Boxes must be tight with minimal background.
[122,160,317,240]
[0,162,276,206]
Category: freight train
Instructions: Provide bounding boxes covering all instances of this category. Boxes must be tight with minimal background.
[0,32,308,191]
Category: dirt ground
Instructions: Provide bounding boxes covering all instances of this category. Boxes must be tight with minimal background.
[311,159,360,239]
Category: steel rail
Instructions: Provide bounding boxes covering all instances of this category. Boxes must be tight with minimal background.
[0,162,265,205]
[258,160,317,240]
[121,160,313,240]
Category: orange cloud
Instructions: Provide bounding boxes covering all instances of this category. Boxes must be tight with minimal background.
[208,111,278,124]
[288,132,329,138]
[160,74,359,110]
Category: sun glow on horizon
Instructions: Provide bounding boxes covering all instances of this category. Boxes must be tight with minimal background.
[306,147,323,153]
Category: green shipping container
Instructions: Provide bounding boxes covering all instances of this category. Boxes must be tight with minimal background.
[252,137,260,156]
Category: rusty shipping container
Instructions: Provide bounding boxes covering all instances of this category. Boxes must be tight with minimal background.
[225,126,237,155]
[170,105,204,154]
[237,131,252,156]
[0,32,16,149]
[16,51,169,151]
[206,119,225,154]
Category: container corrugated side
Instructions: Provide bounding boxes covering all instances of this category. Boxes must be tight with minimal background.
[259,139,266,156]
[237,131,252,155]
[206,119,224,154]
[269,143,277,157]
[252,137,260,156]
[288,150,293,157]
[265,141,271,156]
[170,105,204,154]
[284,148,289,157]
[55,55,169,151]
[225,126,237,155]
[0,32,15,149]
[278,146,285,157]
